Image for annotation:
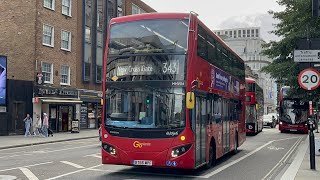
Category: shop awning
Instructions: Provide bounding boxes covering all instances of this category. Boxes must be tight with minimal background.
[40,98,83,104]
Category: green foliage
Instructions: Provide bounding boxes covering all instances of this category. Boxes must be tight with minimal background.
[262,0,320,100]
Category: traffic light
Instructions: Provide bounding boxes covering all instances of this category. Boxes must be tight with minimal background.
[146,96,150,104]
[312,0,320,17]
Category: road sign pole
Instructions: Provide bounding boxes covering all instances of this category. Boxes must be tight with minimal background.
[310,101,313,116]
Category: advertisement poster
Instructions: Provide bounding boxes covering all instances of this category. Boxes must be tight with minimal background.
[214,68,229,92]
[230,77,240,95]
[210,66,215,88]
[0,56,6,105]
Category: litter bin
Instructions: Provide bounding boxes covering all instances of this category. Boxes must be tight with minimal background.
[71,119,80,133]
[315,138,320,156]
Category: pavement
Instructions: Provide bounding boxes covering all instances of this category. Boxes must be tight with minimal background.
[0,129,99,150]
[281,130,320,180]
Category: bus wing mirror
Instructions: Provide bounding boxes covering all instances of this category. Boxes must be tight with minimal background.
[186,92,195,109]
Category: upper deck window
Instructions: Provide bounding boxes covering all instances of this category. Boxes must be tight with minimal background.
[108,19,189,55]
[246,83,255,92]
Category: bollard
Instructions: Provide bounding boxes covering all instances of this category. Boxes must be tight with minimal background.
[308,118,316,170]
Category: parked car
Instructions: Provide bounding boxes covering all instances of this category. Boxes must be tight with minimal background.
[263,114,277,128]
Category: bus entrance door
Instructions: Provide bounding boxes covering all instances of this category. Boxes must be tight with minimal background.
[223,99,230,154]
[194,96,207,167]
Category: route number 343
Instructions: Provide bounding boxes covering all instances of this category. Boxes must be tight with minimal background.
[162,62,179,74]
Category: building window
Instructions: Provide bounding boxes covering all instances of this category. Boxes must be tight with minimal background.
[42,62,53,84]
[234,30,237,38]
[62,0,72,16]
[256,29,259,37]
[238,30,241,38]
[44,0,55,10]
[247,29,250,37]
[83,0,92,82]
[243,30,246,37]
[43,24,54,47]
[251,29,255,37]
[61,30,71,51]
[60,65,70,85]
[132,4,145,14]
[118,0,123,16]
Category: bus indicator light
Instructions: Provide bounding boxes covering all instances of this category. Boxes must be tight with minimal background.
[180,135,186,141]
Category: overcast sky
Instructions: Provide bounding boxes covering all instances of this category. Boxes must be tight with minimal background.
[141,0,285,41]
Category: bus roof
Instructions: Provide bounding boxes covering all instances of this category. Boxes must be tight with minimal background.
[109,12,245,64]
[110,12,190,24]
[245,78,256,83]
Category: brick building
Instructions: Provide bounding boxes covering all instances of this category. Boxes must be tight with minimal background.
[0,0,155,135]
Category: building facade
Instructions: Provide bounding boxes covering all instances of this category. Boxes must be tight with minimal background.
[0,0,155,135]
[214,27,277,114]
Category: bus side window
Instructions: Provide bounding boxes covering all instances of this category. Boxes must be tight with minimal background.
[213,96,222,124]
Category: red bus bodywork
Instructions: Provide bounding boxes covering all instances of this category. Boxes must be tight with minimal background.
[278,86,308,134]
[101,13,246,169]
[245,78,263,134]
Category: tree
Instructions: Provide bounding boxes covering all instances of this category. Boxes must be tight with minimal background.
[262,0,320,101]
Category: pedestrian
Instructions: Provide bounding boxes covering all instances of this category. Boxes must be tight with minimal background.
[315,113,319,133]
[23,113,32,137]
[42,113,49,137]
[35,114,42,136]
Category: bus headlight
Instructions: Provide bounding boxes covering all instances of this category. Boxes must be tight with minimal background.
[171,144,192,158]
[280,122,283,125]
[102,143,117,155]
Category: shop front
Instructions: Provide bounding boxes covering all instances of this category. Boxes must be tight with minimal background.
[79,90,102,129]
[33,86,82,132]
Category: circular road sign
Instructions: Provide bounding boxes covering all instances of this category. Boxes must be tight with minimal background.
[298,68,320,90]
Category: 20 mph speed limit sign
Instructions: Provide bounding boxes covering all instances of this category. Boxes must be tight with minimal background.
[298,68,320,90]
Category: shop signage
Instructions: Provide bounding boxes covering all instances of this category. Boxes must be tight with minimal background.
[35,86,78,98]
[79,90,103,103]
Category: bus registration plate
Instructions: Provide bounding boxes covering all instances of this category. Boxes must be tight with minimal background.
[133,160,152,166]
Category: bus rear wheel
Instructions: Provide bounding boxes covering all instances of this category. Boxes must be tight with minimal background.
[205,145,216,169]
[232,133,238,154]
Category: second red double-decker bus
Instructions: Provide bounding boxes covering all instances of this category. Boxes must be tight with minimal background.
[101,12,246,169]
[278,86,308,133]
[245,78,264,134]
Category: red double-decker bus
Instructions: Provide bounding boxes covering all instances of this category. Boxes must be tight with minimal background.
[101,12,246,169]
[245,78,264,134]
[278,86,308,133]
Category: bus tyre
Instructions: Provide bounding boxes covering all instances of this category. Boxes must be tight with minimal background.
[232,134,238,155]
[205,145,216,169]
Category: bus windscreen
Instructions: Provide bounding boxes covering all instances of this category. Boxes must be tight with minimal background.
[108,19,189,55]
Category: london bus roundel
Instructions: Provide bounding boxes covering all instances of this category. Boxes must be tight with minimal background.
[298,68,320,90]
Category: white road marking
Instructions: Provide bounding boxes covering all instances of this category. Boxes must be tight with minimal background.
[280,136,309,180]
[202,136,302,178]
[267,146,285,150]
[261,137,303,180]
[60,161,85,169]
[84,154,101,158]
[0,144,98,159]
[19,167,39,180]
[45,164,103,180]
[0,162,53,172]
[0,175,17,180]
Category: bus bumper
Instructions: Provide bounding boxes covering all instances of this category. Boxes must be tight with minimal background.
[101,143,195,169]
[279,124,308,134]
